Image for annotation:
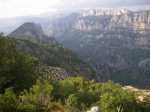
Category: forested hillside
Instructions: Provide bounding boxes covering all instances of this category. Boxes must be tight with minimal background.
[0,35,150,112]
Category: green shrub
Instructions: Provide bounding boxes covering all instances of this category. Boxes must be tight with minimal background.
[100,81,138,112]
[19,80,53,112]
[0,88,17,112]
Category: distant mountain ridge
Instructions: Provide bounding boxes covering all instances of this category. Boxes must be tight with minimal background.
[44,9,150,34]
[41,9,150,88]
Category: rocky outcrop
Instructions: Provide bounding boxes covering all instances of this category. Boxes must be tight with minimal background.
[38,65,69,81]
[123,86,150,103]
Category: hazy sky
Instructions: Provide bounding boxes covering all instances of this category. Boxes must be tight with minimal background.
[0,0,150,18]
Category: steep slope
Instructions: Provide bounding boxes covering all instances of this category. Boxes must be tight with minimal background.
[42,9,150,88]
[15,39,95,79]
[8,23,95,80]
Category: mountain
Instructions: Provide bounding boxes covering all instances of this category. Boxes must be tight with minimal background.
[0,11,72,35]
[15,39,95,79]
[42,8,150,88]
[44,9,150,35]
[9,22,56,44]
[7,23,95,80]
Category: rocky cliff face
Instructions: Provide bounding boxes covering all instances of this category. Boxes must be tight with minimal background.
[74,9,150,32]
[44,9,150,33]
[42,9,150,88]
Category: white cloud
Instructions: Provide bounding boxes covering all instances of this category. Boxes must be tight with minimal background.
[0,0,150,18]
[0,0,64,18]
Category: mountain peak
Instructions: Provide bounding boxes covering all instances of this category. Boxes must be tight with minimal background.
[9,22,56,44]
